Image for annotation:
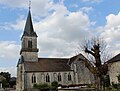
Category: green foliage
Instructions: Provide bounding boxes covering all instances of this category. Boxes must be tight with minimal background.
[104,75,110,87]
[51,81,58,89]
[23,89,28,91]
[0,72,11,82]
[33,83,51,90]
[9,77,16,88]
[1,80,8,89]
[110,89,120,91]
[33,81,58,90]
[110,87,120,91]
[0,72,11,88]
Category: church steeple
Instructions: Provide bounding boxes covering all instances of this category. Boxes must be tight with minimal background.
[20,8,39,62]
[22,10,37,37]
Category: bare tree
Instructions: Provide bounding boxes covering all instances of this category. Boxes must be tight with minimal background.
[80,36,108,91]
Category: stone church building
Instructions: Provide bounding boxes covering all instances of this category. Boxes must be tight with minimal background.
[16,10,95,91]
[107,53,120,84]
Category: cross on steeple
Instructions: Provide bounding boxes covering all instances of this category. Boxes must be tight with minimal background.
[29,0,31,10]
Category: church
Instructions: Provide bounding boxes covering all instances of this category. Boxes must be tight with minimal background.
[16,9,95,91]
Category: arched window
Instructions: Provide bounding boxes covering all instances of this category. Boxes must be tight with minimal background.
[32,74,36,83]
[68,73,72,81]
[58,73,61,81]
[28,40,32,48]
[46,74,50,82]
[41,74,45,82]
[53,73,57,81]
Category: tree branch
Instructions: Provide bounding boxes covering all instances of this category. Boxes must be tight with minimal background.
[85,48,95,56]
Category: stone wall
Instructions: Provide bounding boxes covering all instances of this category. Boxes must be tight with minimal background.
[21,52,38,62]
[25,71,74,89]
[16,64,24,91]
[22,36,37,49]
[108,61,120,84]
[71,60,95,84]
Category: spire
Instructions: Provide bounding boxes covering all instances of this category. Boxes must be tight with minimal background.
[29,0,31,10]
[22,9,37,37]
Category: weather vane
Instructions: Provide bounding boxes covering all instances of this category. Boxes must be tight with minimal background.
[29,0,31,10]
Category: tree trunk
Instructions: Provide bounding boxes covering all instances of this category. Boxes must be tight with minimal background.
[95,75,101,91]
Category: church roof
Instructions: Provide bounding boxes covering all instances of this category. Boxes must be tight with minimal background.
[107,53,120,63]
[17,56,24,67]
[22,10,37,37]
[24,58,72,72]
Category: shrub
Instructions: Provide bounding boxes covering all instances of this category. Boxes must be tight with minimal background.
[33,83,51,90]
[33,81,58,90]
[51,81,58,89]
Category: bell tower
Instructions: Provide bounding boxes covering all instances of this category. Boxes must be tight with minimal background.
[20,10,39,62]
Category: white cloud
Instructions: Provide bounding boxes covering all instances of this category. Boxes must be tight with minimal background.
[31,0,54,17]
[0,17,25,31]
[101,12,120,43]
[11,19,25,31]
[80,7,93,13]
[81,0,102,3]
[0,0,54,17]
[32,3,93,57]
[69,4,79,8]
[99,12,120,56]
[105,12,120,29]
[0,41,20,59]
[0,41,20,77]
[0,0,27,8]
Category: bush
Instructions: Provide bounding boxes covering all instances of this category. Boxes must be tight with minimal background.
[33,81,58,90]
[51,81,58,89]
[33,83,51,90]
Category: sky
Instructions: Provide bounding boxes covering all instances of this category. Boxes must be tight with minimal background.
[0,0,120,77]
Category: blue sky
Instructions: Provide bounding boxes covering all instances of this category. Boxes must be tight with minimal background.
[0,0,120,77]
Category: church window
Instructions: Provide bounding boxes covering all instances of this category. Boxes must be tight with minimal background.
[58,73,61,81]
[41,74,45,83]
[68,73,72,81]
[32,74,36,83]
[46,74,50,82]
[53,73,57,81]
[28,40,32,48]
[64,73,67,80]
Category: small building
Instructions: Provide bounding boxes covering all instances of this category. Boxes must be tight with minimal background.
[107,53,120,84]
[16,9,95,91]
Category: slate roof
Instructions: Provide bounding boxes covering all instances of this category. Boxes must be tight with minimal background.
[22,10,37,37]
[17,56,24,67]
[107,53,120,63]
[24,58,72,72]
